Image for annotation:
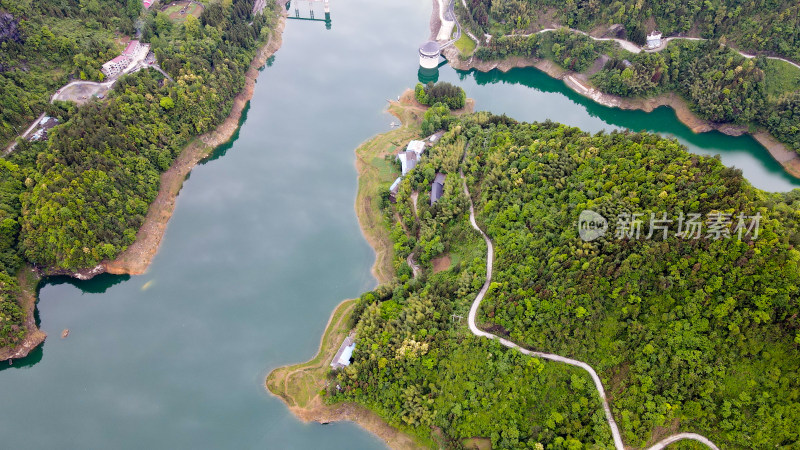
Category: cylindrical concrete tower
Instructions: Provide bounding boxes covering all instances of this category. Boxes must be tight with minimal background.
[419,41,441,69]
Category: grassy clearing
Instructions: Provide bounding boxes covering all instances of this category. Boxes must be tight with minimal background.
[163,1,204,22]
[462,437,492,449]
[266,299,356,408]
[354,100,426,284]
[763,58,800,99]
[269,97,430,403]
[454,32,477,57]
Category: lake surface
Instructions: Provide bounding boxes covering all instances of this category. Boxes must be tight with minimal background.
[1,0,797,448]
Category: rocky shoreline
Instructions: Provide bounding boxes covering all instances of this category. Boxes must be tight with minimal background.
[441,44,800,180]
[1,13,287,363]
[0,267,45,363]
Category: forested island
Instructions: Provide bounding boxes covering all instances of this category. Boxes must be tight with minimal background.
[272,87,800,449]
[0,0,282,359]
[449,0,800,161]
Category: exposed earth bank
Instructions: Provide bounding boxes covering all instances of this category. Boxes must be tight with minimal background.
[103,15,287,276]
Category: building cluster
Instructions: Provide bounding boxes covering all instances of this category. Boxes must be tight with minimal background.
[102,40,151,78]
[29,116,59,142]
[389,133,447,206]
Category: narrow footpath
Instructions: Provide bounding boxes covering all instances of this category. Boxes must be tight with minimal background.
[458,167,720,450]
[407,191,422,279]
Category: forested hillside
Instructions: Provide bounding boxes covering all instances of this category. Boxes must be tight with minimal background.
[331,110,800,448]
[0,0,277,352]
[462,2,800,154]
[591,39,800,151]
[463,0,800,61]
[474,29,608,72]
[0,0,141,146]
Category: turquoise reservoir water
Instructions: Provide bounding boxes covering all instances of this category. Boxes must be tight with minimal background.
[0,0,796,448]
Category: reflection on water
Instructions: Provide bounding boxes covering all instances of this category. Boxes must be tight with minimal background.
[202,102,251,165]
[286,0,333,30]
[417,66,439,84]
[450,65,800,192]
[1,0,799,448]
[45,273,131,295]
[0,345,43,372]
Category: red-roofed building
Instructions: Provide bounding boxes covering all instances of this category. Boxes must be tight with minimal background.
[143,0,154,9]
[102,40,150,77]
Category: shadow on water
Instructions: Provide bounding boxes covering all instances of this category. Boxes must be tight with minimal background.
[44,272,131,295]
[418,66,439,84]
[0,345,43,372]
[456,65,800,190]
[259,54,276,72]
[201,100,251,165]
[1,272,130,371]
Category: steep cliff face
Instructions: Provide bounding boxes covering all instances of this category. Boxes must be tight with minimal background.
[0,12,22,46]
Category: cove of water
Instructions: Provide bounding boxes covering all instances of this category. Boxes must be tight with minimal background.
[1,0,796,448]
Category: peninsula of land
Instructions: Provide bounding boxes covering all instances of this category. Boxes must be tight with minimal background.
[267,90,474,449]
[272,90,800,448]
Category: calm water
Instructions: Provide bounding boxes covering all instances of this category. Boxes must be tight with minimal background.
[1,0,797,448]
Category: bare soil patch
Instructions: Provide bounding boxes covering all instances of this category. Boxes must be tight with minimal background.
[162,0,204,21]
[56,83,109,104]
[431,254,451,273]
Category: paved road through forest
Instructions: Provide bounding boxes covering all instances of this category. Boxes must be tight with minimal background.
[458,165,720,450]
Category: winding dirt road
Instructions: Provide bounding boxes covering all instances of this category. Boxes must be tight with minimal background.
[527,27,799,69]
[458,168,720,450]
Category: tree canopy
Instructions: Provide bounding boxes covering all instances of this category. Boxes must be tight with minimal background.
[0,0,278,351]
[332,111,800,448]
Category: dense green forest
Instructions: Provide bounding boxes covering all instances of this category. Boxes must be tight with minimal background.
[474,28,608,73]
[415,81,467,110]
[461,2,800,154]
[0,0,142,147]
[593,40,767,123]
[0,0,277,351]
[329,110,800,448]
[462,0,800,62]
[590,39,800,152]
